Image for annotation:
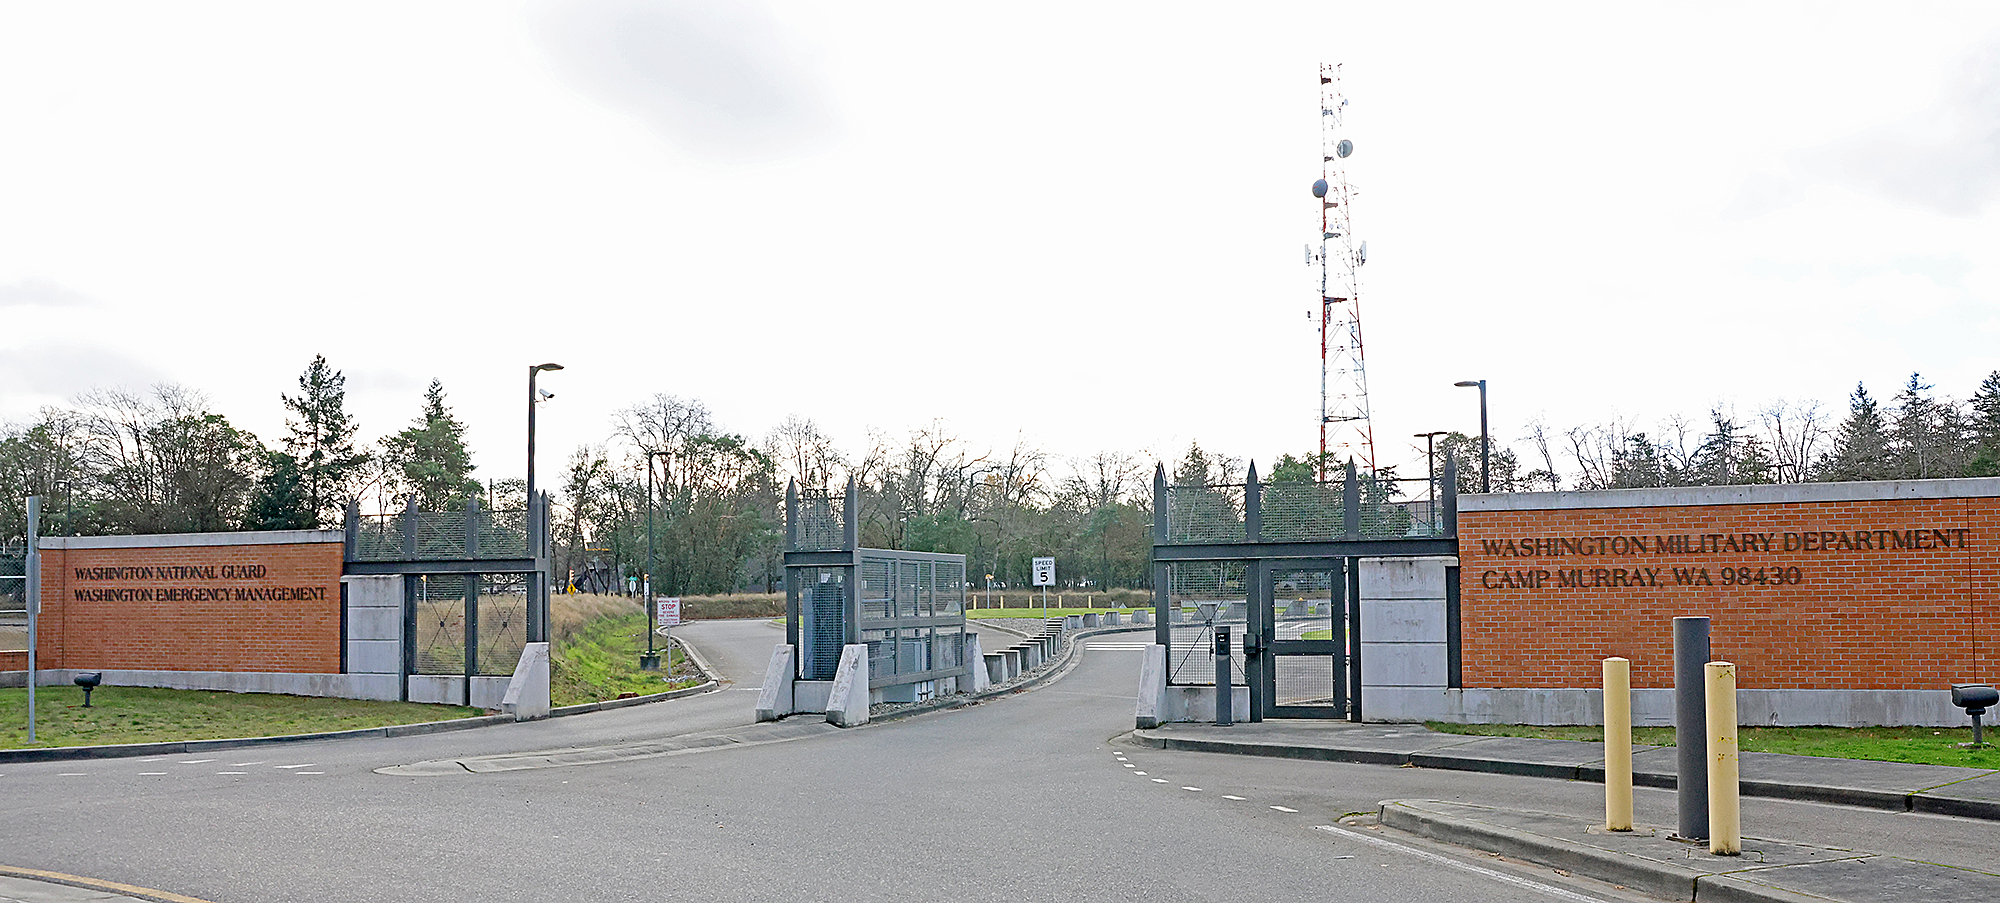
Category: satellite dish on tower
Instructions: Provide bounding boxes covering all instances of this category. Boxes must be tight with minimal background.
[1357,241,1368,265]
[1336,139,1354,158]
[1311,178,1329,198]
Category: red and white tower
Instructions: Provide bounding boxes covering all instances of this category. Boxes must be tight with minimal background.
[1313,63,1375,479]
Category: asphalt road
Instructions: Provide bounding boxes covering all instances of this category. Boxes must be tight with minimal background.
[3,621,1990,902]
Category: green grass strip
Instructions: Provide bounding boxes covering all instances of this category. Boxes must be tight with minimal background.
[1425,721,2000,768]
[0,687,483,750]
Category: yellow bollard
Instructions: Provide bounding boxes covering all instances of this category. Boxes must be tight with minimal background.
[1705,661,1741,855]
[1603,657,1633,831]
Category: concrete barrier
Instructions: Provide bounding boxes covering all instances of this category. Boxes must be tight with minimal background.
[499,643,550,721]
[1083,613,1101,627]
[984,652,1007,685]
[754,644,796,722]
[824,644,870,728]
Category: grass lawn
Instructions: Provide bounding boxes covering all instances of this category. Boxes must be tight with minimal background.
[0,687,483,750]
[0,596,706,750]
[1426,721,2000,769]
[550,611,704,708]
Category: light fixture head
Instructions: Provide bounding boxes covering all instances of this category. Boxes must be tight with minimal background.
[533,362,564,372]
[1454,380,1482,388]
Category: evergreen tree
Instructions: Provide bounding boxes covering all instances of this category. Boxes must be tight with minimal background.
[1814,383,1892,481]
[1610,433,1665,488]
[243,450,315,530]
[1967,371,2000,477]
[282,355,368,527]
[1886,372,1966,479]
[380,379,479,510]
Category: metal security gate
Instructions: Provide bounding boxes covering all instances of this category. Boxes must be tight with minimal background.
[1264,563,1342,716]
[1153,459,1456,722]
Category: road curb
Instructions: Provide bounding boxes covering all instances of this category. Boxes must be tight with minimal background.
[1378,800,1706,902]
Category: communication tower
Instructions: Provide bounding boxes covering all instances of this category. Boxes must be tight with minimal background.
[1310,63,1375,479]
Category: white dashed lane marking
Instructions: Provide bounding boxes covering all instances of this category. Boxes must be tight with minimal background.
[1223,795,1246,801]
[178,759,215,765]
[1270,806,1298,813]
[274,764,317,769]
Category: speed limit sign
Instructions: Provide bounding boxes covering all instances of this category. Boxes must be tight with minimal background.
[1032,557,1055,587]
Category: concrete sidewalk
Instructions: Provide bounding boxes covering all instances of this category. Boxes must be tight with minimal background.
[1133,721,2000,903]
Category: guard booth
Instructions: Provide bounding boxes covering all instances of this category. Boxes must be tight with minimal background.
[777,479,973,712]
[1144,459,1458,724]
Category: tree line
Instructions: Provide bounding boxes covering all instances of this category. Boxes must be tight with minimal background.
[7,361,2000,594]
[0,356,482,542]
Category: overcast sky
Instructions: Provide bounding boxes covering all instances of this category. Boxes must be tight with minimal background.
[3,3,1998,492]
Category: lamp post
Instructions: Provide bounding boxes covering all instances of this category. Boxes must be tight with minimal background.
[641,450,667,670]
[1453,379,1490,493]
[527,362,563,643]
[1414,431,1447,532]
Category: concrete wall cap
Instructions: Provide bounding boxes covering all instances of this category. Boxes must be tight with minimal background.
[1458,476,2000,512]
[40,530,344,549]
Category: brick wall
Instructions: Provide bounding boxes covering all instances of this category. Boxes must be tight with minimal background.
[37,534,344,674]
[1459,486,1998,691]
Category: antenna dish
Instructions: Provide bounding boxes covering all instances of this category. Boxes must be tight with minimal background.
[1357,241,1368,265]
[1311,178,1329,199]
[1336,139,1354,158]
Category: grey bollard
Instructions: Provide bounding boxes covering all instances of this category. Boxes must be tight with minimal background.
[985,652,1006,685]
[1105,611,1121,626]
[1002,648,1021,679]
[1675,616,1711,840]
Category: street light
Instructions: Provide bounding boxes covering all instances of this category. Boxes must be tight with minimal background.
[1414,431,1447,532]
[527,362,563,643]
[1453,379,1490,493]
[642,450,669,670]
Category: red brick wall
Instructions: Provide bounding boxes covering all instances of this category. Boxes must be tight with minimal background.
[37,539,343,673]
[1459,494,1997,690]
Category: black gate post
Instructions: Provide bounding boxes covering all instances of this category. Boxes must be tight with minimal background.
[1343,460,1363,723]
[1244,463,1264,722]
[462,498,480,707]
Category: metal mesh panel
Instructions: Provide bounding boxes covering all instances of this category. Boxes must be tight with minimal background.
[476,578,528,676]
[348,509,532,561]
[859,558,893,620]
[802,569,846,680]
[0,548,24,654]
[1164,561,1249,685]
[933,560,965,615]
[1165,484,1246,543]
[1270,566,1341,706]
[898,561,919,618]
[1262,481,1342,541]
[863,627,895,675]
[479,509,530,557]
[413,574,468,675]
[793,489,845,551]
[350,516,405,560]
